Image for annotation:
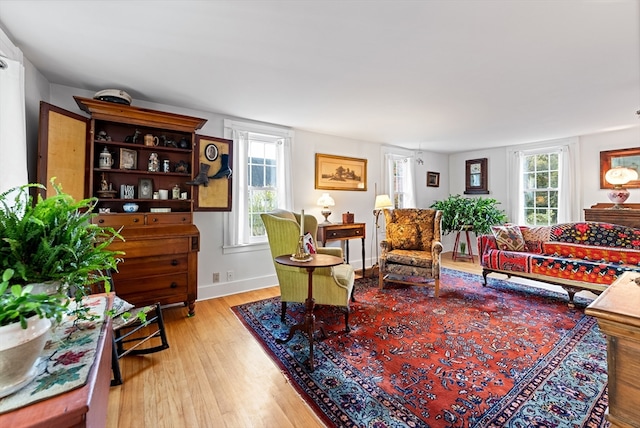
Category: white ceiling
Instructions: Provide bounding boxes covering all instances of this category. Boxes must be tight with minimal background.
[1,1,638,153]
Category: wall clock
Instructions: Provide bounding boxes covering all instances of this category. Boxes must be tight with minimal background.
[464,158,489,194]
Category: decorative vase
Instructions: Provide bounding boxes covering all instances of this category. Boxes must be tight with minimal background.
[0,315,52,398]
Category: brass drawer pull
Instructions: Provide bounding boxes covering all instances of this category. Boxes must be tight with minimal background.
[170,282,178,288]
[133,218,139,223]
[171,259,179,266]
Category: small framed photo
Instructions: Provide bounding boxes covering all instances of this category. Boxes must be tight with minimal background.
[204,143,219,161]
[427,171,440,187]
[119,148,137,170]
[138,178,153,199]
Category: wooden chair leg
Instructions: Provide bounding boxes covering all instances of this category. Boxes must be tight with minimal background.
[280,301,287,322]
[344,308,350,333]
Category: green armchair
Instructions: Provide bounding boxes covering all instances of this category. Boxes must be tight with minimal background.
[261,210,355,331]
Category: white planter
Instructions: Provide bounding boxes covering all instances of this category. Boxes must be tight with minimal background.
[0,315,51,398]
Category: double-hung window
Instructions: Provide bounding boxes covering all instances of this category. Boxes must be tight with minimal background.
[224,119,293,248]
[522,151,559,226]
[383,148,415,208]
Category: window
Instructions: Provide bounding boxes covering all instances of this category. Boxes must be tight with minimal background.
[522,152,559,226]
[224,120,293,248]
[383,148,415,208]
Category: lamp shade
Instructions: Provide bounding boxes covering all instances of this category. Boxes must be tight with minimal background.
[317,193,335,207]
[605,167,638,186]
[374,194,393,210]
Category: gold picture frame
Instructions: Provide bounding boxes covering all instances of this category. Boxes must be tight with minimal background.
[600,148,640,189]
[119,148,137,170]
[315,153,367,191]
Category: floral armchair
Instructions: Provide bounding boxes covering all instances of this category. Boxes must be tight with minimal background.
[261,210,355,331]
[379,208,443,296]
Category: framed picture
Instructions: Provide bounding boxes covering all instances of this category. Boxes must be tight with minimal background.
[464,158,489,194]
[315,153,367,191]
[204,143,219,161]
[426,171,440,187]
[119,148,137,170]
[600,148,640,189]
[138,178,153,199]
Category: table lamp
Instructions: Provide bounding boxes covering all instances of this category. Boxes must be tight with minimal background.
[605,166,638,209]
[317,193,335,223]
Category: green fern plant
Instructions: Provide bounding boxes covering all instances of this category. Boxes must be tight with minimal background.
[430,194,507,235]
[0,180,123,294]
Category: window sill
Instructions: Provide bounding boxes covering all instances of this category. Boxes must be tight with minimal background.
[223,242,270,255]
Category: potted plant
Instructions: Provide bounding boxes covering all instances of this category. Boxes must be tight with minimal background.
[430,194,507,235]
[0,180,123,397]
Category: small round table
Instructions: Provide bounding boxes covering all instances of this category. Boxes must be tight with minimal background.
[274,253,344,371]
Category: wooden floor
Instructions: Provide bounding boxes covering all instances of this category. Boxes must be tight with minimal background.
[105,253,484,427]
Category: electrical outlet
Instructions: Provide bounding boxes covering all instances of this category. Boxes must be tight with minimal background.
[212,272,220,282]
[226,270,234,281]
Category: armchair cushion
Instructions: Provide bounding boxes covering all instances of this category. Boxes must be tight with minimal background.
[387,223,420,250]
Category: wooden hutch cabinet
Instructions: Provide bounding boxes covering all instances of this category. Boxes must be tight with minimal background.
[584,203,640,229]
[38,97,232,316]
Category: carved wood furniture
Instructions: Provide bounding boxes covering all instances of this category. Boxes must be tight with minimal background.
[584,203,640,228]
[585,271,640,428]
[316,222,366,275]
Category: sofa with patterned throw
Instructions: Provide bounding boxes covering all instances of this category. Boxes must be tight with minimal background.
[478,222,640,306]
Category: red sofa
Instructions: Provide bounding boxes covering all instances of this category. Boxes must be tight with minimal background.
[478,222,640,306]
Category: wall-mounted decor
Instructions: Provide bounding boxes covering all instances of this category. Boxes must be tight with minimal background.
[600,148,640,189]
[193,136,233,211]
[315,153,367,191]
[119,148,137,170]
[464,158,489,194]
[427,171,440,187]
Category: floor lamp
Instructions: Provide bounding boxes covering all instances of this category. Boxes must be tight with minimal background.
[372,194,393,278]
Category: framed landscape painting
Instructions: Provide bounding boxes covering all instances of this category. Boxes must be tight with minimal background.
[315,153,367,191]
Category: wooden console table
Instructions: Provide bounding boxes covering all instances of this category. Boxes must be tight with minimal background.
[585,271,640,428]
[584,203,640,228]
[0,294,113,428]
[317,222,365,274]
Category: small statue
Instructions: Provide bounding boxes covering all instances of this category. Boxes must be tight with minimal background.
[148,152,159,172]
[174,160,190,174]
[125,129,141,144]
[100,173,109,191]
[96,130,112,141]
[160,135,177,148]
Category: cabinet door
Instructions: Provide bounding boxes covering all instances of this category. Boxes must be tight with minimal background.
[194,135,232,211]
[37,102,90,200]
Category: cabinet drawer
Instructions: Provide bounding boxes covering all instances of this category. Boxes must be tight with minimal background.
[115,273,188,296]
[146,213,192,225]
[110,237,191,257]
[325,227,364,239]
[115,254,188,279]
[94,214,144,227]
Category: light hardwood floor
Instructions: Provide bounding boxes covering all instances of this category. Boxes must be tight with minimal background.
[105,254,483,427]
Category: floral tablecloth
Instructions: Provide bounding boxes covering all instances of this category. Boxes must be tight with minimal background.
[0,296,107,413]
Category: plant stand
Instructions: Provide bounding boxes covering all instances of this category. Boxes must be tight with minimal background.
[453,227,475,263]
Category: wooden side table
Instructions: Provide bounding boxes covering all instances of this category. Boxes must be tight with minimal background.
[585,271,640,428]
[274,254,344,371]
[452,228,475,263]
[316,222,365,274]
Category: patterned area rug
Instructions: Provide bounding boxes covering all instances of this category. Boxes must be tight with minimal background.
[233,268,609,427]
[0,296,107,413]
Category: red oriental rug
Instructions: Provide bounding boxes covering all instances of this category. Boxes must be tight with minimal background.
[232,268,609,427]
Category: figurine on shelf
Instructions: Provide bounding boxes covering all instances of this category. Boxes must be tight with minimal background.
[96,130,111,141]
[97,172,117,198]
[100,173,109,191]
[174,160,189,174]
[148,152,159,172]
[124,129,141,144]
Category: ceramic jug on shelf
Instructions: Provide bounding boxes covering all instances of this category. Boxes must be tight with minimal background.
[98,147,113,169]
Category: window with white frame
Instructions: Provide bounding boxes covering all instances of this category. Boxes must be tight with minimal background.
[383,150,415,208]
[224,120,293,247]
[522,151,560,226]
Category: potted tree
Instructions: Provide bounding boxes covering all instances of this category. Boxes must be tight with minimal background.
[430,194,507,235]
[0,181,123,397]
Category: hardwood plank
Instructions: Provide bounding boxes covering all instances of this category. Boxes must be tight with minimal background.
[106,253,478,427]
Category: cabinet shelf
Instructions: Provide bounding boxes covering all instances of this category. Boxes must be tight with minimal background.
[94,168,190,177]
[103,198,193,204]
[94,140,192,154]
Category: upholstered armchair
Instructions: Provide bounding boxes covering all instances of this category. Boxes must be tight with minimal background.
[261,210,355,331]
[379,208,443,296]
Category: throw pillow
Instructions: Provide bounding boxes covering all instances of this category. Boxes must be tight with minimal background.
[387,223,421,250]
[112,295,135,317]
[491,224,526,251]
[303,232,316,254]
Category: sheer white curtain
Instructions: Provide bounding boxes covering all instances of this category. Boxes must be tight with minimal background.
[507,138,580,224]
[0,56,28,193]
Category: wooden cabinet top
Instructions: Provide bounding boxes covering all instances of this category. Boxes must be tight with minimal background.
[585,271,640,329]
[584,203,640,229]
[74,96,207,132]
